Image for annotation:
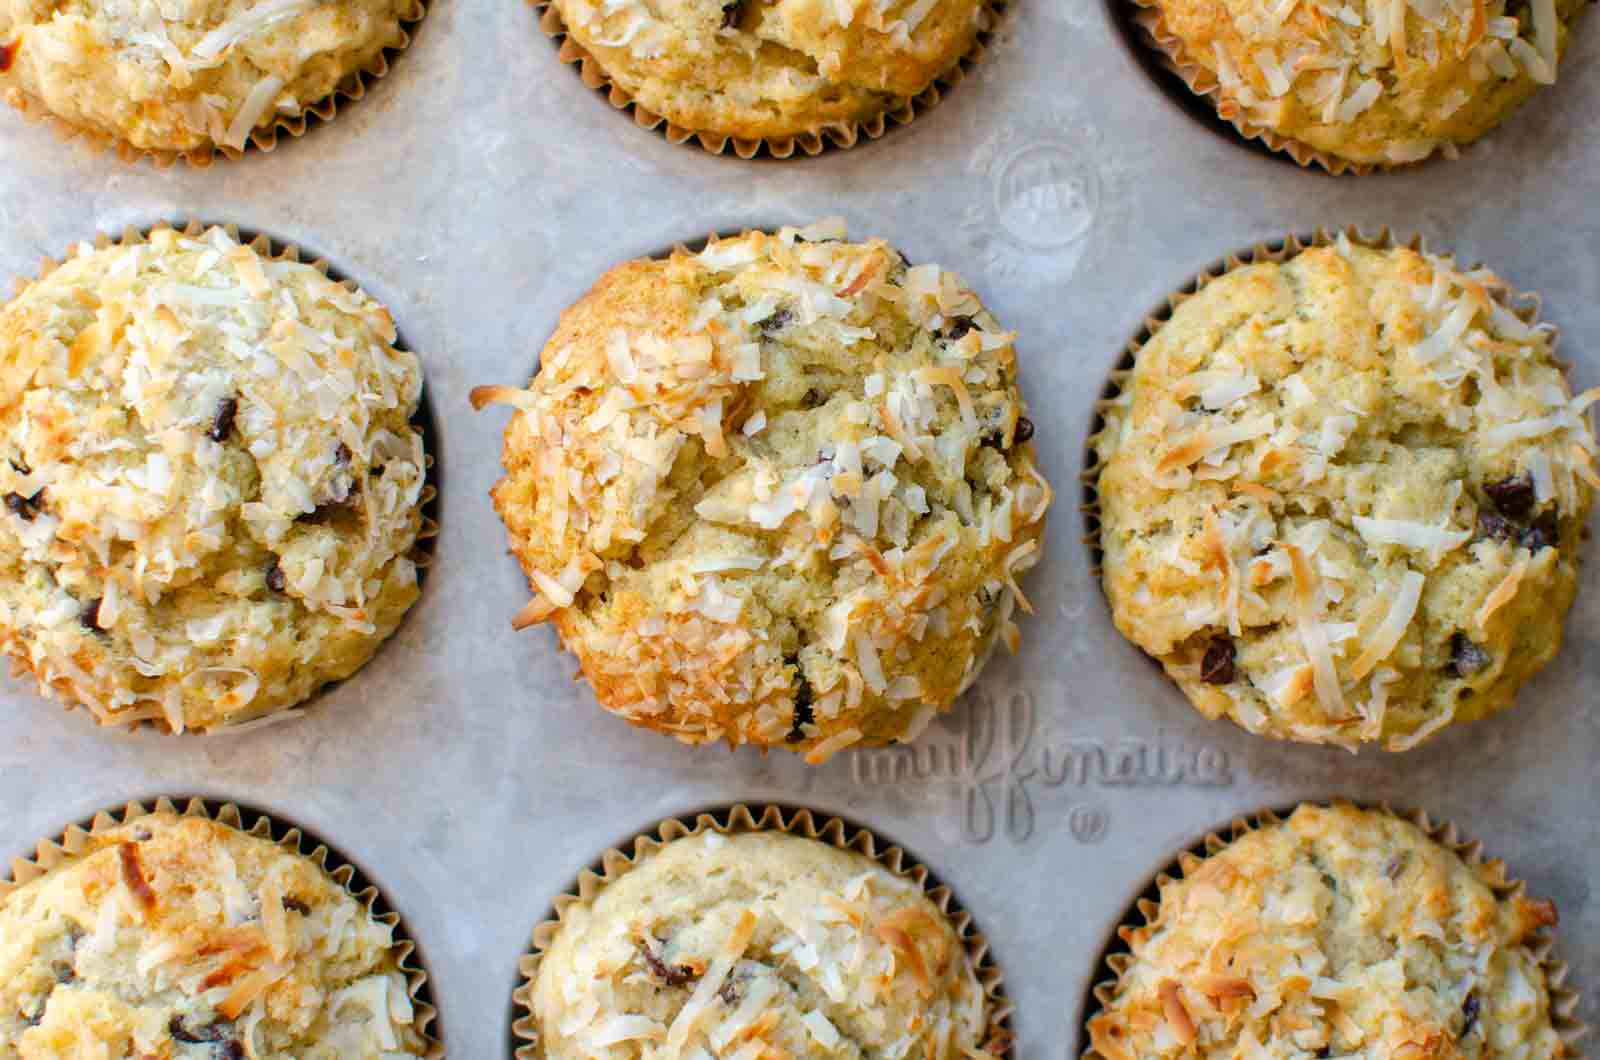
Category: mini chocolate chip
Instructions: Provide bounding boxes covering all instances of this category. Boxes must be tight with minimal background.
[208,396,238,443]
[720,0,744,27]
[757,306,792,336]
[1450,632,1491,677]
[220,1044,246,1060]
[800,388,826,409]
[79,598,102,632]
[281,896,311,915]
[640,943,696,988]
[264,558,286,593]
[1476,510,1519,544]
[787,659,814,743]
[334,443,352,465]
[1014,417,1034,444]
[940,316,974,341]
[4,490,43,521]
[170,1016,230,1043]
[1484,474,1536,517]
[1522,509,1559,552]
[1200,636,1236,684]
[1461,992,1481,1037]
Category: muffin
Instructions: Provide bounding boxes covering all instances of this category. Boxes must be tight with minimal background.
[1135,0,1585,168]
[0,0,419,159]
[0,808,429,1057]
[544,0,990,150]
[0,225,429,732]
[1093,235,1595,750]
[1086,803,1569,1059]
[522,827,991,1058]
[475,220,1052,760]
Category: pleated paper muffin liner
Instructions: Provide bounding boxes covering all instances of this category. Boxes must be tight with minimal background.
[4,221,439,734]
[1081,225,1553,577]
[1079,800,1586,1058]
[0,0,426,168]
[530,0,1006,159]
[0,796,442,1057]
[511,803,1015,1056]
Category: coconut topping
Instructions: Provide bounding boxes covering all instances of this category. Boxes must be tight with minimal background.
[0,813,426,1057]
[530,831,989,1059]
[0,227,428,731]
[1088,804,1566,1060]
[1159,0,1581,165]
[482,222,1051,754]
[1096,242,1593,749]
[0,0,415,154]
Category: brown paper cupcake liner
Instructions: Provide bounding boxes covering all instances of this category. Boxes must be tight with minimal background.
[511,803,1015,1057]
[0,796,442,1056]
[1,0,426,168]
[530,0,1005,159]
[1080,225,1553,578]
[1123,1,1482,175]
[1080,800,1587,1059]
[5,221,439,734]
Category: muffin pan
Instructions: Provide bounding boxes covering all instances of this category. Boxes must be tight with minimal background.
[0,0,1595,1055]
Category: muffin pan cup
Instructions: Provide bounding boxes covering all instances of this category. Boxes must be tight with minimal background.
[1080,800,1587,1058]
[511,803,1013,1057]
[1,795,443,1057]
[529,0,1006,159]
[0,0,427,168]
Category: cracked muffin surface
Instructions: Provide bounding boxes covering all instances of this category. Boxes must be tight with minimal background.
[1148,0,1585,166]
[478,220,1051,760]
[0,0,415,154]
[0,226,427,732]
[529,830,987,1059]
[1088,803,1565,1060]
[0,812,427,1058]
[548,0,985,141]
[1094,239,1595,750]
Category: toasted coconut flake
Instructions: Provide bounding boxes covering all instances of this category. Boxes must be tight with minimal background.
[1285,543,1346,718]
[1474,552,1529,631]
[1352,516,1470,560]
[218,961,289,1020]
[666,910,758,1048]
[470,384,537,411]
[1159,980,1197,1045]
[805,726,863,764]
[1348,569,1424,680]
[513,595,557,629]
[222,75,284,151]
[118,842,157,912]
